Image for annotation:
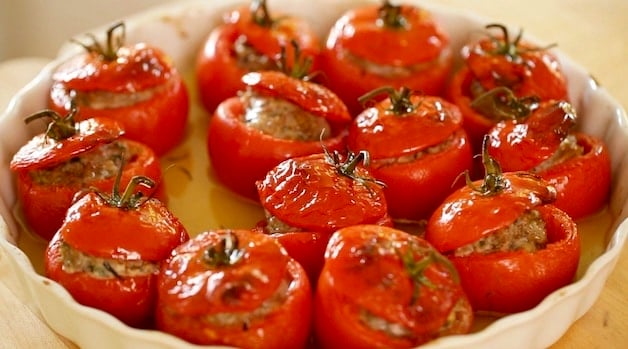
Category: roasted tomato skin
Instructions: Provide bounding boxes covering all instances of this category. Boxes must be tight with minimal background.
[256,152,392,284]
[321,2,452,115]
[48,38,189,156]
[208,70,350,201]
[486,101,611,219]
[314,225,473,349]
[44,192,189,327]
[10,117,164,241]
[196,1,320,113]
[155,229,312,349]
[348,94,473,221]
[425,167,580,313]
[445,205,580,313]
[446,24,568,150]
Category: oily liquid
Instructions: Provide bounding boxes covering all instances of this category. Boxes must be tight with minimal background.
[15,71,615,334]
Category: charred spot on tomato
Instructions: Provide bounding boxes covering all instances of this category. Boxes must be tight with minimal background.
[60,240,158,279]
[240,91,332,141]
[453,209,548,257]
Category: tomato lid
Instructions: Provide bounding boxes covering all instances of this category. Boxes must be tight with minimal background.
[329,4,448,66]
[52,44,173,93]
[349,95,463,159]
[256,153,388,233]
[10,117,124,171]
[242,71,351,124]
[158,229,290,316]
[60,192,188,261]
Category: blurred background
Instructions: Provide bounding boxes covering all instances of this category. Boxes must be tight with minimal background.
[0,0,177,61]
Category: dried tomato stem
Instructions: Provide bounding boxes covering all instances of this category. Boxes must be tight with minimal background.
[277,40,313,80]
[72,21,125,61]
[470,86,540,122]
[204,231,245,267]
[359,86,418,115]
[250,0,273,27]
[24,105,79,141]
[466,135,507,195]
[378,0,408,29]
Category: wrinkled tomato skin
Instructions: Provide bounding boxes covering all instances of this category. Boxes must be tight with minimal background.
[321,4,452,115]
[14,139,165,241]
[156,229,312,349]
[45,234,157,328]
[368,129,472,221]
[196,6,321,114]
[314,225,472,349]
[208,97,347,200]
[48,50,189,157]
[537,133,611,219]
[44,195,188,328]
[448,205,580,313]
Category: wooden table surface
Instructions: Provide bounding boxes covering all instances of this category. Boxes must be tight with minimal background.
[1,0,627,348]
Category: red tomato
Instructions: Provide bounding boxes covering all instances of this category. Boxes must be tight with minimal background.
[446,24,568,150]
[348,88,473,221]
[208,66,351,200]
[321,1,452,115]
[48,22,189,156]
[196,0,321,113]
[314,224,473,348]
[425,140,580,313]
[486,100,611,219]
[155,229,312,349]
[256,151,392,284]
[45,177,189,327]
[10,109,165,241]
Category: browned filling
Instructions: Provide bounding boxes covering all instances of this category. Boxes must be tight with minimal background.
[453,210,547,257]
[50,79,173,110]
[262,209,302,235]
[29,141,140,186]
[372,135,456,166]
[60,240,158,279]
[240,91,331,141]
[340,47,450,78]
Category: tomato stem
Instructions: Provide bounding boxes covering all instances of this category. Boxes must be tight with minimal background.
[465,135,507,195]
[471,86,540,122]
[276,40,313,80]
[359,86,419,115]
[72,21,125,61]
[204,231,245,267]
[95,156,155,209]
[484,23,556,62]
[377,0,408,29]
[24,105,79,142]
[250,0,274,27]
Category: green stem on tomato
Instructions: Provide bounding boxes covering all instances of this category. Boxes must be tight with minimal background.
[94,156,155,209]
[250,0,274,27]
[72,21,125,61]
[358,86,419,115]
[464,135,508,196]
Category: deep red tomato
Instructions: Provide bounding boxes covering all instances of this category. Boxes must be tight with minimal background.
[321,1,452,115]
[314,224,473,348]
[155,229,312,349]
[447,24,568,150]
[425,140,580,313]
[48,22,189,156]
[347,87,473,221]
[196,0,321,113]
[256,151,393,284]
[208,59,351,200]
[486,99,611,219]
[10,109,165,241]
[45,176,189,327]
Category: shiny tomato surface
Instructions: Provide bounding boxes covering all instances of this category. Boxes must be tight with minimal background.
[156,229,312,348]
